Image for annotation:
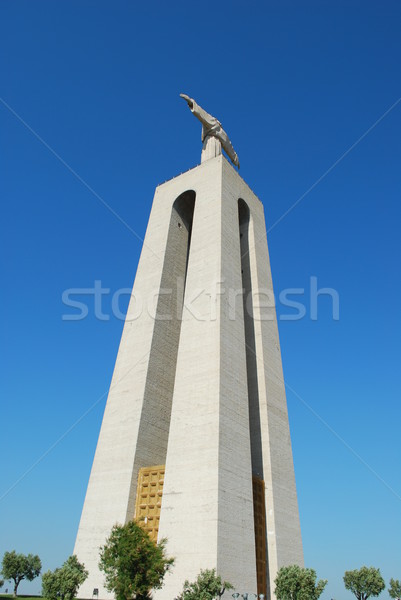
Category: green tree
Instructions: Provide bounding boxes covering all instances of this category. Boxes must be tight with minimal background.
[1,551,42,597]
[389,579,401,600]
[343,566,385,600]
[99,521,174,600]
[176,568,233,600]
[0,579,4,588]
[274,564,327,600]
[42,555,88,600]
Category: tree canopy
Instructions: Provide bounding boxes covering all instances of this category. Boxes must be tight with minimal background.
[42,555,88,600]
[274,564,327,600]
[176,568,233,600]
[343,566,385,600]
[1,551,42,597]
[389,579,401,600]
[99,521,174,600]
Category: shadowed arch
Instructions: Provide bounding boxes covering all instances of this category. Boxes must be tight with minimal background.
[127,190,196,520]
[238,197,268,598]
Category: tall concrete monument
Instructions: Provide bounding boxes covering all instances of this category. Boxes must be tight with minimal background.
[74,95,303,600]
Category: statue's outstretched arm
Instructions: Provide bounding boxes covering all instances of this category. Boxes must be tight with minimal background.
[180,93,217,128]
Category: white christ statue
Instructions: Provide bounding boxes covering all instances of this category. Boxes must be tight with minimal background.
[180,93,240,168]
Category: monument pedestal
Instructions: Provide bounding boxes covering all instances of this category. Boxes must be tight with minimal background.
[74,156,303,600]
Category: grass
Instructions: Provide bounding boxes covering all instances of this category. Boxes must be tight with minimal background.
[0,596,80,600]
[0,596,43,600]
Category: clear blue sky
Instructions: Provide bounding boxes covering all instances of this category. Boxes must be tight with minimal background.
[1,2,400,599]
